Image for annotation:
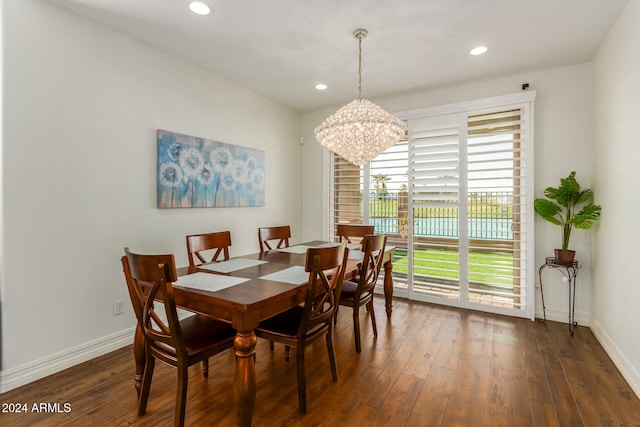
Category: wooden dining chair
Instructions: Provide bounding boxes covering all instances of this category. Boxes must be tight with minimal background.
[255,243,349,415]
[336,234,387,353]
[185,231,232,268]
[336,223,375,245]
[122,248,236,427]
[258,225,291,252]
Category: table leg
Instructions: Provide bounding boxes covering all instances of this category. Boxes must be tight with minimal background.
[383,259,393,319]
[234,330,257,427]
[133,325,145,397]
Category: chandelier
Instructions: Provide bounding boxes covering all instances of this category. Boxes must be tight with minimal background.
[314,29,407,166]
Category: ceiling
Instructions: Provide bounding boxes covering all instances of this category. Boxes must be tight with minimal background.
[45,0,629,113]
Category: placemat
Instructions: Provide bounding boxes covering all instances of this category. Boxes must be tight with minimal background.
[198,258,267,273]
[317,242,342,248]
[174,272,249,292]
[275,245,313,254]
[259,266,308,285]
[318,241,360,251]
[348,249,380,261]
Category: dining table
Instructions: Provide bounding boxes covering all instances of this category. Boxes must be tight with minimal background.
[131,240,395,426]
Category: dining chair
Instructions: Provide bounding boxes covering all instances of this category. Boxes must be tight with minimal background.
[336,234,387,353]
[258,225,291,252]
[185,231,232,268]
[255,242,349,415]
[336,223,375,244]
[122,248,236,427]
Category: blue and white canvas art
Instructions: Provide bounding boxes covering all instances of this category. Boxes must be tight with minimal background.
[157,130,265,208]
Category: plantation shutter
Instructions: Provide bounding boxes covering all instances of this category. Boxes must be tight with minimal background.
[329,139,409,240]
[329,155,364,239]
[327,91,535,319]
[409,114,463,300]
[369,139,409,231]
[466,109,529,311]
[402,98,533,318]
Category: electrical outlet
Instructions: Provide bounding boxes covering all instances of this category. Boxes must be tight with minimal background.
[113,299,125,316]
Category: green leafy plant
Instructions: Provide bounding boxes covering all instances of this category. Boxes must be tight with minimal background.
[534,171,602,252]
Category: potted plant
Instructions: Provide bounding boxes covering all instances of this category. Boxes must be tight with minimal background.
[534,171,602,265]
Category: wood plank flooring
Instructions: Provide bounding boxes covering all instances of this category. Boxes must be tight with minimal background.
[2,297,639,426]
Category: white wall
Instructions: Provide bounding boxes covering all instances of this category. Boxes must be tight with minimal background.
[592,0,640,396]
[1,0,301,390]
[302,63,595,325]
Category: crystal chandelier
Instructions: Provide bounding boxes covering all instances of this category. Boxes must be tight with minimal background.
[314,29,407,166]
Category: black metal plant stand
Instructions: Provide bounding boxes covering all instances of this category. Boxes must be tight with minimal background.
[538,257,579,335]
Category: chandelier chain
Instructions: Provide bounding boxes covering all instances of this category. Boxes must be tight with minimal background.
[358,35,362,100]
[313,28,407,166]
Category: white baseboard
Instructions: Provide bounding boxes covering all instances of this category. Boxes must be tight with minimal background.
[590,319,640,399]
[534,306,590,327]
[0,327,135,394]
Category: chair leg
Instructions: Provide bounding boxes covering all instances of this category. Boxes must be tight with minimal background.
[334,305,339,325]
[202,358,209,378]
[138,354,155,416]
[175,365,189,427]
[353,306,362,353]
[296,345,307,415]
[326,329,338,382]
[269,341,274,351]
[368,300,378,337]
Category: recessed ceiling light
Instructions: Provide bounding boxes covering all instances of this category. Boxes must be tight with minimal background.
[315,83,328,90]
[470,46,488,56]
[189,1,211,16]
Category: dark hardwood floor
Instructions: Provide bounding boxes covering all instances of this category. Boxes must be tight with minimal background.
[2,297,639,426]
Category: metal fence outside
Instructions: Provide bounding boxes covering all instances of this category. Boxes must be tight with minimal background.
[370,191,514,240]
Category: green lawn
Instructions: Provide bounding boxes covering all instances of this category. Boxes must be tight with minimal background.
[392,248,515,286]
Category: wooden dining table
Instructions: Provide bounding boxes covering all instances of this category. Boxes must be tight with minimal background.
[131,241,395,426]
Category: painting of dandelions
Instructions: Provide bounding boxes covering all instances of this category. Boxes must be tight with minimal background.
[157,130,265,208]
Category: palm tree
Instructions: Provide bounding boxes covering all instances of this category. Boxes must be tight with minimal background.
[373,174,391,197]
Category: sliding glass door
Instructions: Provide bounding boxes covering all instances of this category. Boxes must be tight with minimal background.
[329,93,535,319]
[407,107,532,318]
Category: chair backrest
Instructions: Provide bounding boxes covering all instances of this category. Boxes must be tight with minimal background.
[186,231,232,268]
[336,224,375,245]
[300,243,349,338]
[122,254,146,326]
[356,234,387,296]
[124,248,186,362]
[258,225,291,252]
